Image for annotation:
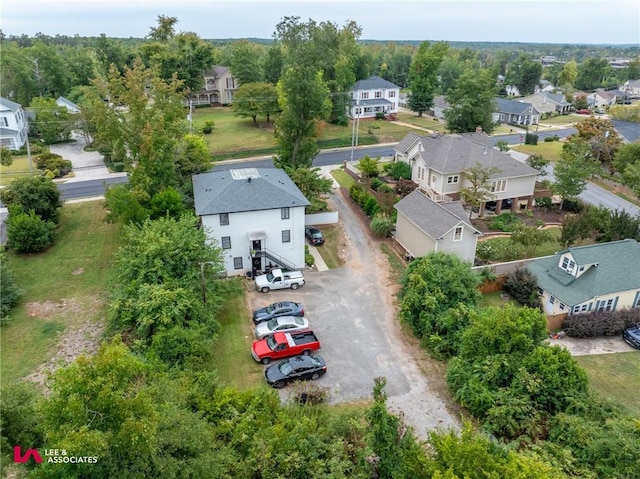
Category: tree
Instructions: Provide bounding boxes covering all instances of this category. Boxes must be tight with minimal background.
[6,207,56,253]
[445,68,497,133]
[0,147,12,166]
[613,142,640,176]
[575,58,612,91]
[230,39,262,86]
[621,161,640,198]
[232,82,278,125]
[274,66,331,168]
[503,267,541,308]
[286,166,333,213]
[30,96,72,144]
[147,14,178,41]
[558,60,578,88]
[263,44,283,84]
[0,252,23,323]
[175,133,211,200]
[574,117,623,174]
[357,155,380,178]
[553,138,599,209]
[459,162,500,218]
[407,41,449,116]
[0,175,62,224]
[504,54,542,96]
[510,225,552,258]
[526,153,549,176]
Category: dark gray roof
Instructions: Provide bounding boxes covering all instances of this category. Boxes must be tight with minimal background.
[612,120,640,143]
[433,95,451,109]
[354,98,393,106]
[495,97,537,116]
[394,190,480,240]
[0,97,22,111]
[351,76,400,91]
[394,132,421,154]
[395,133,539,179]
[526,239,640,306]
[204,65,231,78]
[541,92,571,106]
[193,168,310,216]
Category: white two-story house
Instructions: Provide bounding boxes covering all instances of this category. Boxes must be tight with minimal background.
[394,132,539,213]
[193,168,310,276]
[527,239,640,316]
[350,76,400,120]
[0,97,28,151]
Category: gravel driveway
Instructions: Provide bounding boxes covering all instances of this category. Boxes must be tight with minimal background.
[247,187,460,439]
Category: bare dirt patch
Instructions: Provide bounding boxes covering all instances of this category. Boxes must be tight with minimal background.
[23,296,106,391]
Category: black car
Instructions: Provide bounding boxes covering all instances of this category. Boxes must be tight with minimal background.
[264,355,327,389]
[305,227,324,246]
[622,325,640,349]
[485,199,514,212]
[252,301,304,324]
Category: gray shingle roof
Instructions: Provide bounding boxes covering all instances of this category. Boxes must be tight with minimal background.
[394,190,480,240]
[612,119,640,143]
[0,97,22,111]
[395,133,539,179]
[526,239,640,306]
[193,168,310,216]
[495,97,537,116]
[351,76,400,91]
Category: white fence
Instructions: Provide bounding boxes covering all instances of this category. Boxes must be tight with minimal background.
[305,211,339,225]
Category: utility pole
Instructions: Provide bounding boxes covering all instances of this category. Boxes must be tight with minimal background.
[350,91,360,162]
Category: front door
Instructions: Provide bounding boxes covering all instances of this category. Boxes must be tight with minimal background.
[252,240,263,275]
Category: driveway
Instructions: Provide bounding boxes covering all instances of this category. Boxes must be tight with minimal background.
[49,132,116,183]
[549,335,638,356]
[246,187,460,438]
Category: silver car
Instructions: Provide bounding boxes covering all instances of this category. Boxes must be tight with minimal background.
[254,316,310,340]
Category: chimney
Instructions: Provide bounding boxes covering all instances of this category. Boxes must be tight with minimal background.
[247,177,252,183]
[475,126,482,134]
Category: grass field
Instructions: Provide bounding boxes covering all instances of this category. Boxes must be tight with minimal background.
[212,282,266,389]
[576,352,640,416]
[1,201,120,386]
[331,169,356,189]
[315,224,347,269]
[512,140,564,162]
[479,291,521,309]
[396,112,448,132]
[0,156,40,185]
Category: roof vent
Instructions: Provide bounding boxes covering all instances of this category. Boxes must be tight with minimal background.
[247,177,252,183]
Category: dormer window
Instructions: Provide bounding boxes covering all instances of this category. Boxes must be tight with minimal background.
[561,256,576,273]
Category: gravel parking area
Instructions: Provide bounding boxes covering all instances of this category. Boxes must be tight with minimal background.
[247,187,460,439]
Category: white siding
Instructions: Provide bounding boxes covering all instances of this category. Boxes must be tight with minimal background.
[437,224,478,263]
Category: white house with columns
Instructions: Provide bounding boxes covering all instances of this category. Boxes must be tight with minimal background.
[349,76,400,120]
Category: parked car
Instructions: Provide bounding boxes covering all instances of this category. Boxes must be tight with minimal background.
[575,109,591,115]
[594,108,606,114]
[252,330,321,364]
[305,226,324,246]
[485,199,513,212]
[255,268,305,293]
[622,325,640,349]
[255,316,310,339]
[252,301,304,324]
[264,354,327,388]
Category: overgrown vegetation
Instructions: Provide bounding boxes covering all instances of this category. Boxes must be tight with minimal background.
[563,308,640,337]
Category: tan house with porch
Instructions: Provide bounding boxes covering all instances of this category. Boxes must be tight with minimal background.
[190,65,238,106]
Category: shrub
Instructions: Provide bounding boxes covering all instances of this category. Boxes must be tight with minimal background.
[201,120,214,134]
[544,135,560,142]
[535,197,552,209]
[35,151,73,178]
[563,309,640,337]
[503,268,540,308]
[349,184,365,204]
[6,207,56,253]
[358,155,379,178]
[375,112,385,120]
[525,132,538,145]
[0,176,62,224]
[370,213,394,238]
[112,161,125,172]
[488,212,522,232]
[370,177,383,191]
[363,196,379,216]
[386,161,412,181]
[305,245,315,267]
[0,253,23,324]
[377,184,395,194]
[476,241,500,262]
[395,178,418,197]
[0,147,13,166]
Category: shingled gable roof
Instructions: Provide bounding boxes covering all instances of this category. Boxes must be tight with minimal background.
[526,239,640,306]
[495,97,537,115]
[394,190,481,240]
[394,133,538,179]
[192,168,310,216]
[0,97,22,111]
[350,76,400,91]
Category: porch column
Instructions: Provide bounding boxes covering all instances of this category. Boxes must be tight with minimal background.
[526,195,534,209]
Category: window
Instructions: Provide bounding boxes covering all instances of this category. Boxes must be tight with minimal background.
[0,117,8,127]
[226,77,235,89]
[282,230,291,243]
[221,236,231,249]
[360,91,369,99]
[597,298,615,312]
[453,226,463,241]
[559,303,566,311]
[281,207,290,220]
[375,90,382,99]
[562,257,569,269]
[233,257,243,270]
[219,213,229,226]
[561,257,576,272]
[578,265,585,272]
[431,174,437,184]
[549,296,556,305]
[447,175,459,184]
[491,179,507,192]
[389,90,396,98]
[635,292,640,308]
[572,305,581,314]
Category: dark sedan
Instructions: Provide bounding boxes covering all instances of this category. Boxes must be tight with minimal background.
[305,227,324,246]
[264,355,327,389]
[622,325,640,349]
[252,301,304,324]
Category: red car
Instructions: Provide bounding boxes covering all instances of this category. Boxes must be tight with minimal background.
[575,109,592,115]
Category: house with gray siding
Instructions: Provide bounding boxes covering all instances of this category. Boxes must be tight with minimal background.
[519,91,572,115]
[493,98,540,126]
[394,190,481,263]
[190,65,238,106]
[0,97,28,151]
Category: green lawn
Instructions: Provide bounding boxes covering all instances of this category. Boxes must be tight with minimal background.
[331,168,355,189]
[396,112,448,132]
[479,291,521,309]
[512,141,564,162]
[212,283,265,389]
[0,156,41,185]
[538,114,579,126]
[380,243,407,284]
[315,224,346,270]
[576,352,640,416]
[1,202,120,386]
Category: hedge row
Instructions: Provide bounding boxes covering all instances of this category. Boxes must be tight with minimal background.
[563,308,640,337]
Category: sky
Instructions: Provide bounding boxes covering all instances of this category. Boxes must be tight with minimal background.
[1,0,639,44]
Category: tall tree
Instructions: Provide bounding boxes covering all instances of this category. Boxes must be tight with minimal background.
[574,117,623,174]
[504,54,542,96]
[230,39,263,86]
[444,67,496,133]
[553,138,599,209]
[29,96,72,144]
[274,66,331,168]
[232,82,278,124]
[575,58,611,91]
[262,44,284,84]
[459,163,501,218]
[558,60,578,88]
[407,41,449,117]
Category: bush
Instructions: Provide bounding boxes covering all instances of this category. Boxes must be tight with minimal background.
[349,184,365,204]
[0,175,62,224]
[503,268,540,308]
[544,135,560,142]
[395,179,418,197]
[535,197,552,209]
[386,161,412,181]
[375,112,385,120]
[0,253,22,324]
[6,208,56,253]
[112,161,125,172]
[363,196,379,216]
[563,309,640,337]
[201,120,214,134]
[0,147,13,166]
[370,177,383,191]
[525,132,538,145]
[488,212,522,232]
[35,152,72,178]
[305,245,315,267]
[377,184,395,194]
[370,213,394,238]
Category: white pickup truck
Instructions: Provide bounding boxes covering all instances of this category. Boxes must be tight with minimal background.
[255,269,305,293]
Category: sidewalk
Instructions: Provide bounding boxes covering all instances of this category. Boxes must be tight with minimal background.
[307,245,328,272]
